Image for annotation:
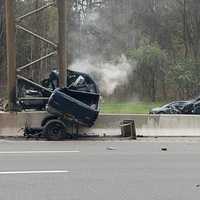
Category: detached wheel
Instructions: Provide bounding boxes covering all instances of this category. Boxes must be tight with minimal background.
[44,119,66,140]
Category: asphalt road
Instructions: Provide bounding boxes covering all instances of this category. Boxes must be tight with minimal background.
[0,138,200,200]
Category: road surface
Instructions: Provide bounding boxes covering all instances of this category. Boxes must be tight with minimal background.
[0,138,200,200]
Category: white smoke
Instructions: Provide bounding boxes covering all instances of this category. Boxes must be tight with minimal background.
[70,54,134,96]
[69,3,136,97]
[85,11,100,26]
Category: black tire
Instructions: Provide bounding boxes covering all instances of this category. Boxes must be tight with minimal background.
[43,119,67,140]
[41,115,58,127]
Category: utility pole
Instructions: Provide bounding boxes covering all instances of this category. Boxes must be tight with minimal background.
[57,0,67,87]
[5,0,16,111]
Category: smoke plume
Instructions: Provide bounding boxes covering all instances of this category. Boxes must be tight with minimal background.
[70,1,136,96]
[70,54,133,96]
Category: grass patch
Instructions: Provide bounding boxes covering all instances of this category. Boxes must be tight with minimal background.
[100,101,163,114]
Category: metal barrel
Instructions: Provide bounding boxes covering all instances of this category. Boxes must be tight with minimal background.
[120,120,137,139]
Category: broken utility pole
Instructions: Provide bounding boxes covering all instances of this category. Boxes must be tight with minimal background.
[5,0,17,111]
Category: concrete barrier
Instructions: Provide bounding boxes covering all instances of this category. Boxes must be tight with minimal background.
[91,114,200,136]
[0,111,200,137]
[0,111,48,136]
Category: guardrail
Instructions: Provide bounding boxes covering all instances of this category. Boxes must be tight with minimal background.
[1,112,200,137]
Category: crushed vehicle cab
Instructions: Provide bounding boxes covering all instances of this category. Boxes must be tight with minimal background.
[17,69,99,110]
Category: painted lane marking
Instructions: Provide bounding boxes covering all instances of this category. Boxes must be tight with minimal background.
[0,150,80,154]
[0,170,69,175]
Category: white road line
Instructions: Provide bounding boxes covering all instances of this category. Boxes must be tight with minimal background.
[0,150,80,154]
[0,170,69,175]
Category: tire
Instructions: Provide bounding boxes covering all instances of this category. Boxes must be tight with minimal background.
[41,115,58,127]
[43,119,67,140]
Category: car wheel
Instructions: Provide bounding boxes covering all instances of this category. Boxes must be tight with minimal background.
[43,119,67,140]
[41,115,58,127]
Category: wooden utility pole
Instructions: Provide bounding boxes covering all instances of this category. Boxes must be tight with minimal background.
[57,0,67,87]
[5,0,17,111]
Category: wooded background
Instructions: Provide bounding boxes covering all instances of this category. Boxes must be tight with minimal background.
[1,0,200,102]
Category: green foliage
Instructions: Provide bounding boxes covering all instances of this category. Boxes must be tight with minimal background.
[127,44,169,101]
[168,59,194,86]
[101,101,163,114]
[167,58,200,98]
[128,43,167,62]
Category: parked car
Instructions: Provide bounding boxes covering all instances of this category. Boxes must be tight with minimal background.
[149,101,188,114]
[150,96,200,115]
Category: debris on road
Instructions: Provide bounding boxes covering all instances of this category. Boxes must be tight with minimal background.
[196,184,200,188]
[106,147,117,150]
[120,120,137,139]
[161,147,168,151]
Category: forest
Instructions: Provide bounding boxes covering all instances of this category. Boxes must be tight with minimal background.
[0,0,200,102]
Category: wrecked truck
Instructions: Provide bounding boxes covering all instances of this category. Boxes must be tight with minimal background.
[20,70,100,140]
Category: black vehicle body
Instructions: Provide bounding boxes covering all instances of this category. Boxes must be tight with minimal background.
[17,69,99,110]
[180,97,200,114]
[47,88,100,127]
[23,70,100,140]
[149,101,188,114]
[150,97,200,115]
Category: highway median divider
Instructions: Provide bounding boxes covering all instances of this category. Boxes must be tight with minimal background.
[1,112,200,137]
